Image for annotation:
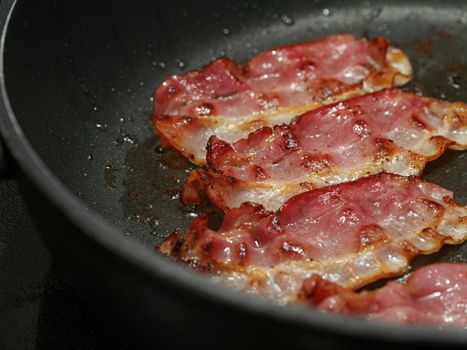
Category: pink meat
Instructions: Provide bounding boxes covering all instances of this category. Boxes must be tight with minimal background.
[299,263,467,328]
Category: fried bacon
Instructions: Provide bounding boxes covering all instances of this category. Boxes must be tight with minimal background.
[299,263,467,328]
[160,174,467,303]
[153,34,412,164]
[183,89,467,211]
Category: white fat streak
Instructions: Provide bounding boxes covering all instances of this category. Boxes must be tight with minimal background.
[423,108,463,153]
[438,205,467,242]
[212,203,467,304]
[189,106,311,162]
[227,150,422,211]
[382,102,467,157]
[386,48,413,81]
[363,47,413,92]
[431,103,467,147]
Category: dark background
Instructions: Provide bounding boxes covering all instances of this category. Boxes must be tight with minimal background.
[0,179,124,349]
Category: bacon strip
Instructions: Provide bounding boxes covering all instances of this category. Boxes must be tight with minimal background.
[153,34,412,164]
[183,89,467,211]
[160,174,467,303]
[299,263,467,328]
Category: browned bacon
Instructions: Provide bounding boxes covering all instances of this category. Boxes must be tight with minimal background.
[153,34,412,164]
[299,263,467,328]
[160,174,467,303]
[183,89,467,211]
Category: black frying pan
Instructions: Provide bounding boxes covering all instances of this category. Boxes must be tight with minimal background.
[0,0,466,348]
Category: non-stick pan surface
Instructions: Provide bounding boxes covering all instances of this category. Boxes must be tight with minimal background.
[0,0,466,348]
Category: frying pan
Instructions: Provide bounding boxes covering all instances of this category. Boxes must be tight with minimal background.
[0,0,466,348]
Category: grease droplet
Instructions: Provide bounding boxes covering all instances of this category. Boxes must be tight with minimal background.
[322,8,332,17]
[155,145,166,154]
[177,60,186,69]
[280,14,294,25]
[95,123,108,132]
[448,73,461,89]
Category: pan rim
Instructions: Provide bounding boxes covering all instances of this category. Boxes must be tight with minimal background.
[0,0,465,345]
